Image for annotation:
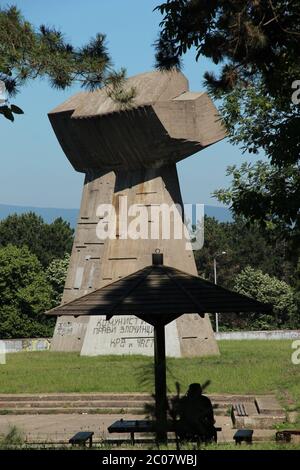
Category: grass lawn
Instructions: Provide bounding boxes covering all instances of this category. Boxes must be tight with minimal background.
[0,340,299,412]
[0,443,300,450]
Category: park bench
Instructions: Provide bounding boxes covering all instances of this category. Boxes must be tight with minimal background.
[108,419,222,445]
[233,429,253,445]
[276,429,300,442]
[69,431,94,448]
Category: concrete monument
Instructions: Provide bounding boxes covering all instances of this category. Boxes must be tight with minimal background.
[48,70,226,356]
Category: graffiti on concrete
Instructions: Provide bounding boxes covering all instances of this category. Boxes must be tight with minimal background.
[2,338,51,353]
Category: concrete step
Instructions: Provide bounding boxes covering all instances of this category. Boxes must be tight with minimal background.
[0,393,153,414]
[0,403,229,417]
[0,400,148,409]
[0,394,283,423]
[0,393,257,402]
[0,407,145,415]
[0,406,229,417]
[255,396,284,415]
[0,393,153,402]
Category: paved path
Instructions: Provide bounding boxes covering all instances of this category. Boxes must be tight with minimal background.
[0,413,121,442]
[0,414,274,444]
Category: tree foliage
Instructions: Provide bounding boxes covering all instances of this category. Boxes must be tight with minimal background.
[195,216,299,330]
[214,161,300,254]
[0,245,54,338]
[155,0,300,245]
[0,212,74,267]
[0,5,134,120]
[46,253,70,307]
[232,266,298,330]
[195,216,294,288]
[155,0,300,98]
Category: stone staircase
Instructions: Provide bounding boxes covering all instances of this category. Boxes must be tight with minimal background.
[0,393,230,415]
[0,393,151,415]
[231,395,287,429]
[0,393,286,429]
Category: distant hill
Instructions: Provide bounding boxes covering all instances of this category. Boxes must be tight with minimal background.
[0,203,233,228]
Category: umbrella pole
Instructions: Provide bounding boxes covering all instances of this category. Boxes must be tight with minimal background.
[154,323,167,443]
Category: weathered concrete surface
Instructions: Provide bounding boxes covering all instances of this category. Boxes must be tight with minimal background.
[50,171,115,351]
[48,70,226,356]
[50,316,89,352]
[232,395,286,429]
[80,165,218,358]
[61,171,115,303]
[49,71,225,171]
[0,413,121,442]
[0,338,51,353]
[288,411,299,424]
[81,316,182,357]
[255,396,285,415]
[0,393,285,420]
[0,414,275,444]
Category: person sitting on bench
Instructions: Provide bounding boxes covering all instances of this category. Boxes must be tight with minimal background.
[176,383,217,442]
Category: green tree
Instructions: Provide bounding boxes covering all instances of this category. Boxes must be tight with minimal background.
[213,94,300,254]
[0,5,134,121]
[0,212,74,267]
[0,245,54,338]
[42,217,74,265]
[229,266,298,330]
[155,1,300,100]
[195,216,293,288]
[155,0,300,246]
[46,253,70,307]
[194,216,233,286]
[195,216,298,331]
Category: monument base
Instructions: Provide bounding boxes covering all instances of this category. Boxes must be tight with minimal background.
[80,314,219,358]
[50,316,89,352]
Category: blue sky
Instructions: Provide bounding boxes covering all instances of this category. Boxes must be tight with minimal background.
[0,0,261,209]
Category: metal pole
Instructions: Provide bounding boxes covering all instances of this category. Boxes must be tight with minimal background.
[213,258,219,333]
[154,323,167,442]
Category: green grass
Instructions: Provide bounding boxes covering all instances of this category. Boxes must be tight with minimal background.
[1,442,300,450]
[1,444,299,450]
[147,442,300,450]
[0,340,299,411]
